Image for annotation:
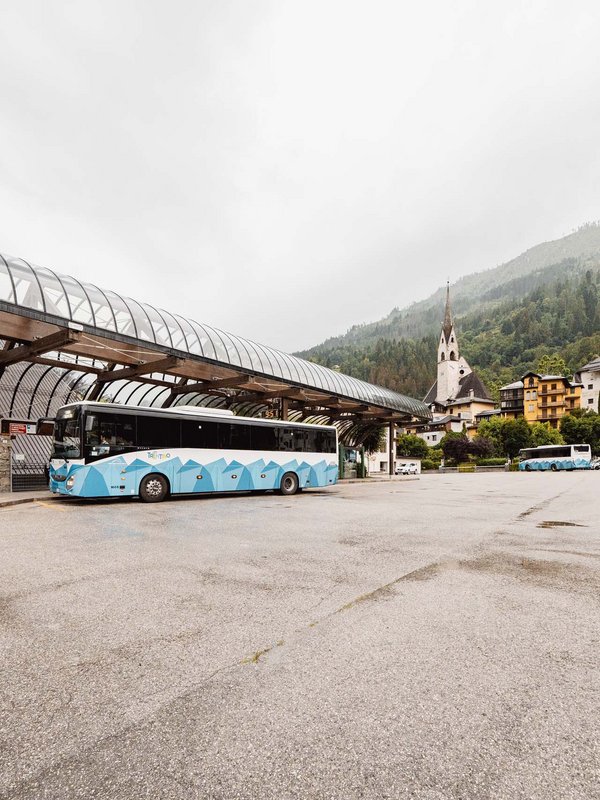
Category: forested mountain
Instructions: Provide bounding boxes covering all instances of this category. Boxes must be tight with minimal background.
[297,225,600,401]
[298,222,600,352]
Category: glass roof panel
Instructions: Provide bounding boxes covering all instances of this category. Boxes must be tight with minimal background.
[159,309,188,350]
[210,327,243,367]
[101,289,138,337]
[0,255,16,303]
[173,314,202,355]
[83,283,117,332]
[33,266,71,319]
[192,322,227,362]
[4,257,44,311]
[124,298,156,342]
[138,302,172,346]
[59,275,95,324]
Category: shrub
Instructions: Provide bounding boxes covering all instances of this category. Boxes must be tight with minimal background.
[421,459,437,471]
[475,457,507,466]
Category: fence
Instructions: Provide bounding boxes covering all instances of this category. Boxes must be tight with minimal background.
[11,434,52,491]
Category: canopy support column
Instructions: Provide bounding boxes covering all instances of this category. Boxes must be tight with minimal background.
[388,421,395,476]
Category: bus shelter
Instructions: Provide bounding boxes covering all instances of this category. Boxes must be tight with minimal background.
[0,252,431,489]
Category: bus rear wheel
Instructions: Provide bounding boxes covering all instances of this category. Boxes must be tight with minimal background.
[279,472,299,496]
[140,474,169,502]
[550,463,558,472]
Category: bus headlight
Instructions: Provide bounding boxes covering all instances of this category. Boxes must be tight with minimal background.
[66,476,75,490]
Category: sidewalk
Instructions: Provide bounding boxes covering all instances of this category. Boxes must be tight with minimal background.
[0,489,57,509]
[340,475,419,484]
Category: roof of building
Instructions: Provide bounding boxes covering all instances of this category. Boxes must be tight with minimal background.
[423,380,438,405]
[447,395,496,406]
[475,409,502,418]
[500,380,524,390]
[576,356,600,373]
[456,371,492,400]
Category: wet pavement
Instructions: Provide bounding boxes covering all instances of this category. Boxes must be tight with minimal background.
[0,472,599,799]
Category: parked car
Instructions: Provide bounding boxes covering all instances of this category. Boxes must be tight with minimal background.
[396,462,418,475]
[591,457,600,470]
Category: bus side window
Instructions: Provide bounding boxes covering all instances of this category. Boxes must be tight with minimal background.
[275,428,295,451]
[250,425,277,450]
[95,413,136,450]
[181,420,219,448]
[218,422,251,450]
[138,416,180,449]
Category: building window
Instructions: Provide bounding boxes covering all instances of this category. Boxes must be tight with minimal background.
[589,384,593,390]
[551,383,557,390]
[449,351,456,361]
[528,404,534,412]
[441,352,446,361]
[589,398,594,404]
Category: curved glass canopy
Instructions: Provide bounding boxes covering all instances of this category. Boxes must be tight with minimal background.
[0,252,430,420]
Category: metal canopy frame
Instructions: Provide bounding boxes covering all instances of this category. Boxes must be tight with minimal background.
[0,252,431,445]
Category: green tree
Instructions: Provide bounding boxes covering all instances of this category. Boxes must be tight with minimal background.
[501,418,533,459]
[396,434,429,459]
[560,411,600,455]
[537,353,568,375]
[530,422,564,447]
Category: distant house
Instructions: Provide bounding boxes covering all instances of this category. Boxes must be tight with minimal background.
[422,284,496,423]
[403,414,465,445]
[574,356,600,412]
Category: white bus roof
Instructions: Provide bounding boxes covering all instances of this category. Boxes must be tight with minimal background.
[57,401,337,430]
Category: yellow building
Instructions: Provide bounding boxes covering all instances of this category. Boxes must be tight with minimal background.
[521,372,582,428]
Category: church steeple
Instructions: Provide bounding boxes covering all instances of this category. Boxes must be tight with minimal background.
[436,282,466,403]
[442,281,453,342]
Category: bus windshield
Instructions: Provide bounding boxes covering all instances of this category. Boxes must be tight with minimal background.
[52,415,81,459]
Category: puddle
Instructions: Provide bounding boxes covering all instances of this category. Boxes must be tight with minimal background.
[537,520,586,529]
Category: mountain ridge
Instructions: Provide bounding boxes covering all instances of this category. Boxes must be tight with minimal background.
[297,222,600,356]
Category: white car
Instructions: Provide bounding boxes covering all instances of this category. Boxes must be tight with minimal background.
[396,462,418,475]
[591,457,600,470]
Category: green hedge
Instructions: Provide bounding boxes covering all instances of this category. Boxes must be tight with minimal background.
[475,457,507,466]
[421,459,437,471]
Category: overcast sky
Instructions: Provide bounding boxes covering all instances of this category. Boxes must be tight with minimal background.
[1,1,599,352]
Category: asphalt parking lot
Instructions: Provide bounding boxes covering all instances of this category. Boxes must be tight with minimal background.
[1,472,599,799]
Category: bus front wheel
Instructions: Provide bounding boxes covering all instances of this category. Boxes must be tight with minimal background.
[279,472,299,496]
[140,474,169,502]
[550,463,558,472]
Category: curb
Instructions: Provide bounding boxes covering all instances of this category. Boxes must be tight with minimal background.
[0,495,59,509]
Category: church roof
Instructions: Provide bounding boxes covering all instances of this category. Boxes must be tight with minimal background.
[423,380,438,405]
[456,371,492,400]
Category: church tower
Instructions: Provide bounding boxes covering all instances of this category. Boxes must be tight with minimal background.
[436,283,471,404]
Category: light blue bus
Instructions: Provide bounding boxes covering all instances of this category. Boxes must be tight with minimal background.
[49,402,338,501]
[518,443,592,471]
